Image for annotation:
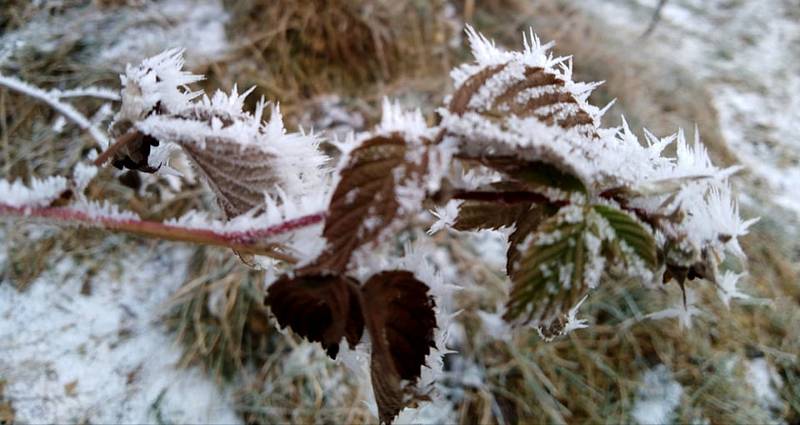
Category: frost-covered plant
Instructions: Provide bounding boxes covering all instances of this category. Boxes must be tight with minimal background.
[0,27,758,424]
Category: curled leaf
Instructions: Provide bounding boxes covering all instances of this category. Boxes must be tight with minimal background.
[361,271,437,424]
[266,268,438,424]
[482,157,587,195]
[265,271,364,359]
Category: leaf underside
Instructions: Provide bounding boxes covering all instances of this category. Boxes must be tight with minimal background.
[362,271,437,425]
[484,157,587,195]
[265,269,437,425]
[265,271,363,359]
[453,200,529,231]
[313,135,411,272]
[180,139,278,219]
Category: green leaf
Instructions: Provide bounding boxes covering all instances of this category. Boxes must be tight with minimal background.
[592,204,658,270]
[505,204,554,276]
[504,206,596,330]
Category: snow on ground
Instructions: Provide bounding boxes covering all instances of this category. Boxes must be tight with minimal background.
[1,0,229,69]
[630,364,683,425]
[574,0,800,218]
[745,357,784,413]
[0,234,240,424]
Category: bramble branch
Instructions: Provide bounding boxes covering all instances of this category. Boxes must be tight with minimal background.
[0,203,325,263]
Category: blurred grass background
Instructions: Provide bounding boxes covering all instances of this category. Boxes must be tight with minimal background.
[1,0,798,423]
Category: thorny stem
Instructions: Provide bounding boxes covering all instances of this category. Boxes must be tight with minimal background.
[0,203,325,264]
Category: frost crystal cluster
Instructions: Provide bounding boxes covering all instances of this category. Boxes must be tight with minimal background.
[0,26,757,424]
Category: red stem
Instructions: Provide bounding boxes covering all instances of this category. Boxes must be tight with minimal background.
[0,203,324,263]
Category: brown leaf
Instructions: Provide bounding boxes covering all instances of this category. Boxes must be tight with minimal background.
[449,63,507,114]
[361,271,437,424]
[265,271,364,359]
[314,135,423,272]
[179,139,278,218]
[453,200,529,231]
[449,64,596,132]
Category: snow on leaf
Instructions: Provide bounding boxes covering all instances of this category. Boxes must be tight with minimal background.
[377,98,433,142]
[313,135,419,272]
[504,205,597,337]
[593,204,658,272]
[112,51,328,220]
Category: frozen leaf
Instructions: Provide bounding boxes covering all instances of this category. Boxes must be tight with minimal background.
[448,64,507,115]
[265,271,364,359]
[484,157,587,195]
[266,268,437,424]
[314,135,423,272]
[178,134,277,219]
[453,200,528,231]
[593,204,658,270]
[506,204,554,276]
[505,206,597,332]
[362,271,437,424]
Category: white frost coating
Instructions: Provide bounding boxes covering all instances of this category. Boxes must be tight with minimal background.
[349,241,460,421]
[716,271,751,308]
[115,48,203,124]
[561,294,589,335]
[631,365,684,425]
[645,288,704,329]
[0,176,68,208]
[117,51,330,214]
[0,245,241,424]
[582,231,605,289]
[73,199,140,221]
[377,97,434,141]
[72,162,98,194]
[428,200,462,235]
[682,185,758,260]
[444,27,756,293]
